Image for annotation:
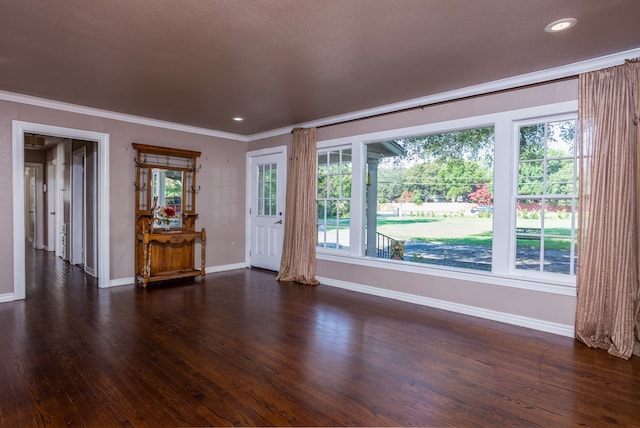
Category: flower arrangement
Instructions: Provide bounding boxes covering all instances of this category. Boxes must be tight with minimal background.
[155,205,177,229]
[156,205,176,219]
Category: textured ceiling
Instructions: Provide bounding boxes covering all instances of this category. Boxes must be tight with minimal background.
[1,0,639,135]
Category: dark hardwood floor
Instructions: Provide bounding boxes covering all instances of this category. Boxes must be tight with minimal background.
[1,249,639,427]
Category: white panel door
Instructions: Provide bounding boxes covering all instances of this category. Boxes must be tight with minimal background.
[249,152,286,271]
[46,162,57,252]
[26,168,36,247]
[71,147,86,266]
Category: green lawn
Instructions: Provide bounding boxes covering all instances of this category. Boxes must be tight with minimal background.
[320,215,574,250]
[377,216,492,240]
[375,216,573,250]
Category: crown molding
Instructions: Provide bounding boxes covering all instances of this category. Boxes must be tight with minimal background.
[247,47,640,142]
[2,47,638,143]
[0,90,249,142]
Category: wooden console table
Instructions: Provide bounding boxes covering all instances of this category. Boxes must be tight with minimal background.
[135,228,206,287]
[132,143,206,288]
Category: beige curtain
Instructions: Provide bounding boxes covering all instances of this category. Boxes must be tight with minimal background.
[575,60,640,359]
[276,127,320,285]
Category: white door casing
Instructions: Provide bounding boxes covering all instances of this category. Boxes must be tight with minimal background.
[12,121,111,300]
[247,147,286,271]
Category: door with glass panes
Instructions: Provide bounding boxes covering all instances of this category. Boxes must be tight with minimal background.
[249,152,286,271]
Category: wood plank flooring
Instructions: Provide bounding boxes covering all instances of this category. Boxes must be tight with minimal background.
[1,249,639,427]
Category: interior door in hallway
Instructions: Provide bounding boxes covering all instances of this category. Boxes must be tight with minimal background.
[249,151,286,271]
[25,164,44,250]
[46,161,57,252]
[71,147,86,266]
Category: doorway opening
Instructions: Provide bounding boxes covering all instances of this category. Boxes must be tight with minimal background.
[12,121,110,300]
[24,135,97,274]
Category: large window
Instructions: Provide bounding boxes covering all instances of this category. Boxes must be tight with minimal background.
[515,118,578,275]
[364,127,494,271]
[317,148,352,250]
[315,102,579,283]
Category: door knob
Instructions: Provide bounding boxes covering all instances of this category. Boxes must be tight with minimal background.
[274,219,283,224]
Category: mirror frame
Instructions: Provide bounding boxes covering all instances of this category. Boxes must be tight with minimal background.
[132,143,201,231]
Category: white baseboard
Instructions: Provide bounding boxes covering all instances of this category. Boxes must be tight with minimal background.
[317,276,575,338]
[107,263,249,288]
[205,262,247,274]
[0,293,16,303]
[107,277,135,288]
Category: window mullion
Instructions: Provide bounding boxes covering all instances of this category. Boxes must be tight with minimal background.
[350,142,365,257]
[492,119,513,275]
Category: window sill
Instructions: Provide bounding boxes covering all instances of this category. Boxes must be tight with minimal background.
[316,251,576,297]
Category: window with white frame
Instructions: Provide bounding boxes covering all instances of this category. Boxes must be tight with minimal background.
[364,127,495,271]
[317,148,352,250]
[315,102,579,284]
[514,117,578,275]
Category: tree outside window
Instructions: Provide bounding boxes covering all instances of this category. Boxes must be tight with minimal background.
[515,119,578,275]
[366,127,495,271]
[315,110,578,279]
[317,148,352,250]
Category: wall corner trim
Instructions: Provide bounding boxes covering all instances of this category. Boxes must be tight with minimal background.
[317,276,575,338]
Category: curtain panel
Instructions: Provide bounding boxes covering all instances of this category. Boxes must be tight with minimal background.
[276,128,320,285]
[575,60,640,359]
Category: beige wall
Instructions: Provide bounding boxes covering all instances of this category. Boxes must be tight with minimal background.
[1,78,580,330]
[249,78,580,330]
[0,99,247,295]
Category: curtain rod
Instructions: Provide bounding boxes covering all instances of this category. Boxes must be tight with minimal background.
[303,76,578,132]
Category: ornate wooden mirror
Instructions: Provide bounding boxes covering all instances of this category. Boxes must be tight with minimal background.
[133,143,200,229]
[132,143,205,287]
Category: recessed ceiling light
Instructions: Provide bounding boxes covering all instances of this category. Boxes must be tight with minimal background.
[233,116,244,122]
[545,18,577,33]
